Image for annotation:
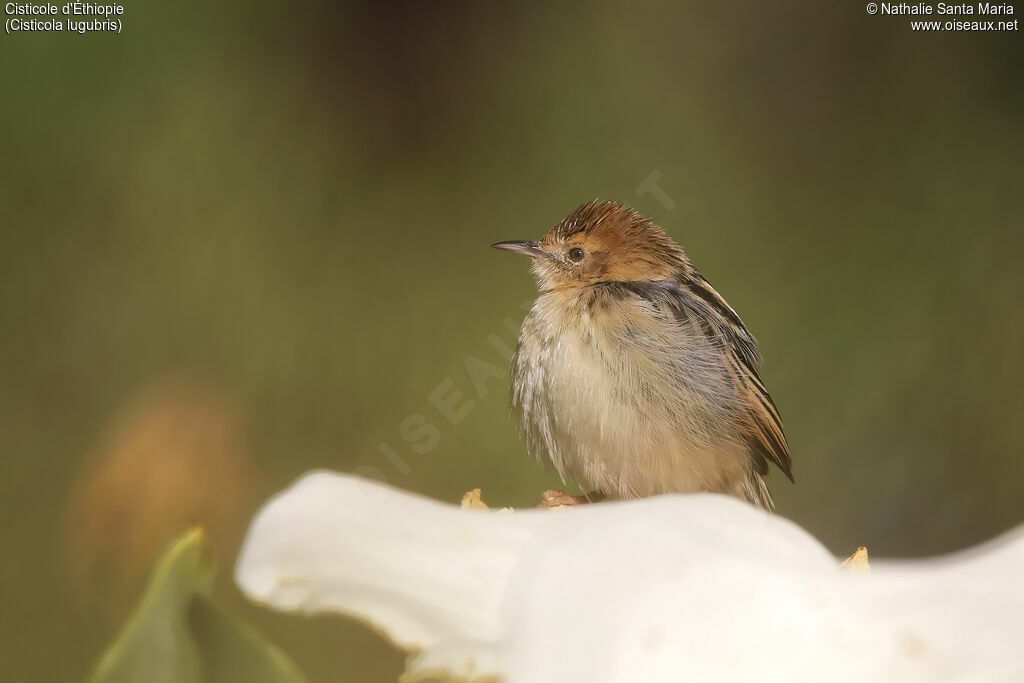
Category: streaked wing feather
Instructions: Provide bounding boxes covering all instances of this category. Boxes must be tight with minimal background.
[599,275,793,482]
[725,354,794,482]
[674,272,794,482]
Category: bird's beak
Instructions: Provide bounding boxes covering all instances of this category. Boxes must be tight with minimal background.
[491,240,550,259]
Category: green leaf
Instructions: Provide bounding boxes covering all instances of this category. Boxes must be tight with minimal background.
[88,528,306,683]
[188,597,306,683]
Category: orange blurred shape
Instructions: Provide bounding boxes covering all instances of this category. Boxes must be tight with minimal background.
[65,374,252,618]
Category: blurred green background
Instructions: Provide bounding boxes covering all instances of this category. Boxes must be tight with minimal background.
[2,1,1022,681]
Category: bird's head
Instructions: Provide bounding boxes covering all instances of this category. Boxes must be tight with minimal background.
[493,200,687,292]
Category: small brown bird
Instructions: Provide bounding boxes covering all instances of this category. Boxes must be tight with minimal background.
[494,200,792,510]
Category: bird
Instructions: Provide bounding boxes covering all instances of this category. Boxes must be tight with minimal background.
[492,200,792,510]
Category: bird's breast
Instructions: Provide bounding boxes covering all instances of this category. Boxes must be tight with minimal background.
[512,287,747,495]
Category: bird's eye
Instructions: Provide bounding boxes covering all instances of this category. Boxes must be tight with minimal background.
[568,247,585,262]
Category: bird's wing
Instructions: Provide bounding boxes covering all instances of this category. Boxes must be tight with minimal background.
[665,273,794,482]
[723,351,793,482]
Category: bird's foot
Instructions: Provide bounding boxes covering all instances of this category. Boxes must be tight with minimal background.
[536,490,605,509]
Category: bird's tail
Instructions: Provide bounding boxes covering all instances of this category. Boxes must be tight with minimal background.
[738,470,775,512]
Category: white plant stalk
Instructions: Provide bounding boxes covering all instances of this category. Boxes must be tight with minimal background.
[236,471,1024,682]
